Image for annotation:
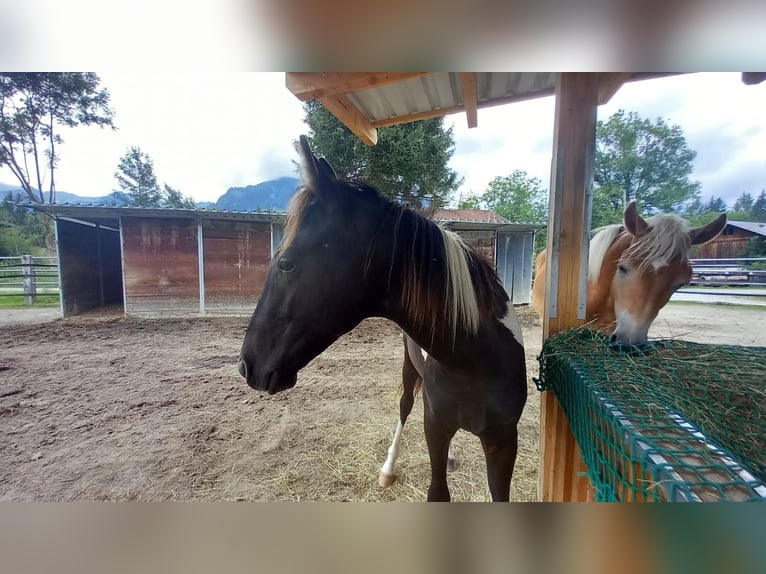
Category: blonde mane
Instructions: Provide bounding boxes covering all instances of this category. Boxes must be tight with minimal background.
[588,225,623,282]
[588,213,691,282]
[439,227,480,337]
[623,212,691,271]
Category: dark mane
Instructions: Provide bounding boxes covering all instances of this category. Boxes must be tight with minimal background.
[281,178,509,339]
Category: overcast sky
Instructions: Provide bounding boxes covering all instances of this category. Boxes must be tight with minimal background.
[1,72,764,207]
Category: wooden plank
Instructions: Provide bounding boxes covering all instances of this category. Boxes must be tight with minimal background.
[597,72,631,105]
[122,218,200,314]
[286,72,428,101]
[202,220,271,311]
[540,73,599,502]
[459,72,478,128]
[319,94,379,145]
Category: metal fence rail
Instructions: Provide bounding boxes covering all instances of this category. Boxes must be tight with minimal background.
[688,257,766,288]
[0,255,60,304]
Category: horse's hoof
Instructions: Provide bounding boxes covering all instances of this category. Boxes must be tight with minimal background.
[447,458,458,473]
[378,472,397,487]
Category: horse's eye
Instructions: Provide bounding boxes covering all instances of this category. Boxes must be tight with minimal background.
[278,258,296,272]
[617,263,629,275]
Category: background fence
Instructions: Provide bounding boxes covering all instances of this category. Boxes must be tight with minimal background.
[0,255,60,305]
[1,256,764,308]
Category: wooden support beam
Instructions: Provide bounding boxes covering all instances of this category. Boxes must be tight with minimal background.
[540,73,599,502]
[459,72,478,128]
[318,94,378,145]
[286,72,428,101]
[597,72,631,105]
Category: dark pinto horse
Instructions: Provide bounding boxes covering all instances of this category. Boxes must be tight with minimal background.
[239,136,527,501]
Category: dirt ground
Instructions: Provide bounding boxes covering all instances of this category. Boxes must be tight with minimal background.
[1,303,763,502]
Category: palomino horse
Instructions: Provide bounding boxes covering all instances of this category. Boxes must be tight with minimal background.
[532,202,726,345]
[239,136,527,501]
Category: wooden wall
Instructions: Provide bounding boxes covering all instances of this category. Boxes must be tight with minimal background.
[693,227,756,259]
[122,218,200,315]
[202,220,271,312]
[57,219,122,316]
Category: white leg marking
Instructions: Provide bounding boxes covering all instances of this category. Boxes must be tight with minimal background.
[447,440,457,472]
[500,302,524,345]
[380,420,404,479]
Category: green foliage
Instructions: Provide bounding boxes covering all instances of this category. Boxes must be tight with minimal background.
[469,170,547,223]
[456,193,481,210]
[594,110,700,219]
[733,191,755,214]
[162,184,195,209]
[751,190,766,221]
[114,146,162,206]
[459,170,548,255]
[0,73,115,203]
[0,192,49,256]
[114,147,195,208]
[746,237,766,258]
[303,101,461,208]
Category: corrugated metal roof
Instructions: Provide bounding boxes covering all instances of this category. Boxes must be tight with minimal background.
[728,220,766,236]
[347,72,556,126]
[29,203,286,223]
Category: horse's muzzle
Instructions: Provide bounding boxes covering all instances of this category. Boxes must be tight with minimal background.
[239,358,297,395]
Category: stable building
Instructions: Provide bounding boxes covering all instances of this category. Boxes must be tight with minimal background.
[35,204,540,318]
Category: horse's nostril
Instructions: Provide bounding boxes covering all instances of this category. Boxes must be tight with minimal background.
[609,333,617,343]
[238,359,248,379]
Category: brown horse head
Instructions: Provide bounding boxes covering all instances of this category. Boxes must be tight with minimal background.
[590,202,726,345]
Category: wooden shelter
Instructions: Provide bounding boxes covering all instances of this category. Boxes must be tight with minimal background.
[34,204,283,317]
[35,204,539,316]
[286,72,766,502]
[693,220,766,259]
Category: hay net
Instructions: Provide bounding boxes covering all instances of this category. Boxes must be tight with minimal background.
[536,329,766,502]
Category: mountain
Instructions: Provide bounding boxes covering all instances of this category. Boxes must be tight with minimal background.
[0,185,129,206]
[215,177,300,212]
[0,176,301,211]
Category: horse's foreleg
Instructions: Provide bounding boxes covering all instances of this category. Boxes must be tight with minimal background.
[447,441,457,472]
[424,396,456,502]
[378,338,421,488]
[480,427,519,502]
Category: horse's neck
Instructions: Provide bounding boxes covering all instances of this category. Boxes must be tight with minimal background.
[586,233,632,328]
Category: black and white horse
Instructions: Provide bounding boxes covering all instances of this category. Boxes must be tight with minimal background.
[239,136,527,501]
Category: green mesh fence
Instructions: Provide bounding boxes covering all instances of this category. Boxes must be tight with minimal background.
[536,329,766,502]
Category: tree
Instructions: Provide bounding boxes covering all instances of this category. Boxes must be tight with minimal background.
[0,73,115,204]
[751,190,766,221]
[594,110,700,221]
[114,147,195,208]
[163,184,195,209]
[733,191,754,214]
[459,169,548,254]
[115,146,162,206]
[463,170,547,223]
[0,192,49,255]
[303,101,461,208]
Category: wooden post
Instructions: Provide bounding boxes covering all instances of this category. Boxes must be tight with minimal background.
[539,73,598,502]
[21,255,36,305]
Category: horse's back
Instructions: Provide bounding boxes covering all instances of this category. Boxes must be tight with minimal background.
[531,249,546,317]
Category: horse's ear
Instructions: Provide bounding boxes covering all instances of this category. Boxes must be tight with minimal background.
[623,201,649,237]
[297,135,336,194]
[689,213,727,245]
